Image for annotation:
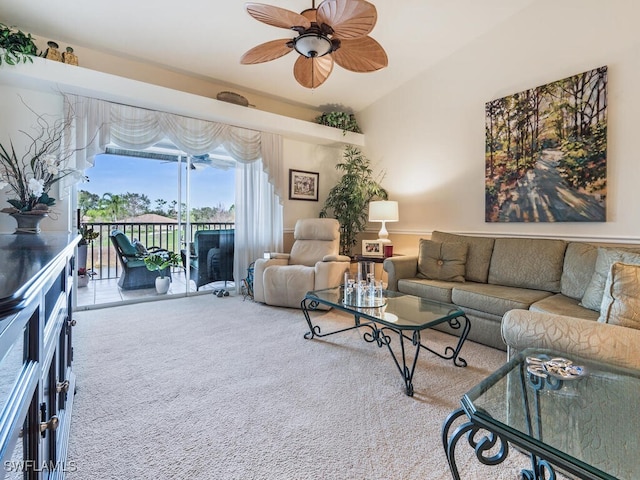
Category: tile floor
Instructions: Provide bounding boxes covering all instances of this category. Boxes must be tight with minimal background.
[75,269,237,309]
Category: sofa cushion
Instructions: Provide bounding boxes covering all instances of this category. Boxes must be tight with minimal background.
[397,278,455,303]
[560,242,598,300]
[530,293,600,320]
[598,262,640,328]
[431,231,495,283]
[581,248,640,311]
[452,283,553,317]
[416,239,467,282]
[488,238,566,292]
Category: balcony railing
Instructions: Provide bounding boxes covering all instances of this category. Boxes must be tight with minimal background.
[81,221,235,281]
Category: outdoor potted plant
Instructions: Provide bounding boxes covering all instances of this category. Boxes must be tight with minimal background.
[77,267,95,288]
[320,144,387,257]
[77,225,99,272]
[143,251,181,294]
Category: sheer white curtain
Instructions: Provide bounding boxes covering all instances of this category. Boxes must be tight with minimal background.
[65,94,284,291]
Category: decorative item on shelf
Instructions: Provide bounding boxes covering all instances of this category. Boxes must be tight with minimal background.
[320,144,387,257]
[368,200,398,243]
[0,23,39,65]
[0,100,88,233]
[216,91,253,107]
[315,111,361,135]
[62,46,78,66]
[43,40,62,62]
[143,251,181,294]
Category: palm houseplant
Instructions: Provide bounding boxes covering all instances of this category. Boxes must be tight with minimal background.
[320,145,387,257]
[144,251,181,294]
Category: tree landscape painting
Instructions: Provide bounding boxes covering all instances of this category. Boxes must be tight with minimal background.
[485,66,607,222]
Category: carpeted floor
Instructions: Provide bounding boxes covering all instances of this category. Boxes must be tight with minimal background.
[67,294,534,479]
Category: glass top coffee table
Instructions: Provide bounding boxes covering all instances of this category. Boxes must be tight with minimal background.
[442,348,640,479]
[301,286,471,396]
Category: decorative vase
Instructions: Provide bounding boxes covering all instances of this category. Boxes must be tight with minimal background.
[10,212,48,234]
[77,275,90,288]
[155,276,171,294]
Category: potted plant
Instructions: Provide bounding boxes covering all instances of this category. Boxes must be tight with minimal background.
[77,267,95,288]
[315,111,361,135]
[77,225,99,272]
[0,23,39,65]
[320,145,387,257]
[144,251,181,294]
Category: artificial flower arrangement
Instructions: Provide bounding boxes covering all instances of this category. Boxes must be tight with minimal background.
[0,102,85,215]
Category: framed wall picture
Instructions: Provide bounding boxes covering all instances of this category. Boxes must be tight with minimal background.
[289,169,319,201]
[362,240,384,258]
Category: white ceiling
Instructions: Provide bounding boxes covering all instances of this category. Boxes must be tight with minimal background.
[0,0,534,112]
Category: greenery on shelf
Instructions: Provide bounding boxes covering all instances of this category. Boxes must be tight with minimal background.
[144,251,181,279]
[320,145,387,257]
[315,112,361,135]
[0,23,39,65]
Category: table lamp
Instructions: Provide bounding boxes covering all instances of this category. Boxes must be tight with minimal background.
[368,200,399,243]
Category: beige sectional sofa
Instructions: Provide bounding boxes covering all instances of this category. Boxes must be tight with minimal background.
[383,231,639,353]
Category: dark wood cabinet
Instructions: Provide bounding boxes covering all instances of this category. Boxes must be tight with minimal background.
[0,233,79,479]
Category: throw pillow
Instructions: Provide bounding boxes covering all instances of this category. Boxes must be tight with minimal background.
[598,262,640,329]
[581,248,640,311]
[132,239,148,256]
[416,239,467,282]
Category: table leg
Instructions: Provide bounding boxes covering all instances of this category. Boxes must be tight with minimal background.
[365,326,422,396]
[301,298,369,340]
[441,407,510,479]
[400,314,470,368]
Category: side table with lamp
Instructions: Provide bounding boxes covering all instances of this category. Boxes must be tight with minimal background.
[356,200,400,285]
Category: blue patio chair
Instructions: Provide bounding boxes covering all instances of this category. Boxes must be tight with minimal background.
[109,229,171,290]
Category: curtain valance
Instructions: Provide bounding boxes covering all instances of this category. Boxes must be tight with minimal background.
[64,94,282,199]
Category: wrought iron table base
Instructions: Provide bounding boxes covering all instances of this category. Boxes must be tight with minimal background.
[301,298,470,396]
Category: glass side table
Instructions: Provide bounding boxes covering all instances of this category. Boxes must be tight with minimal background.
[442,348,640,480]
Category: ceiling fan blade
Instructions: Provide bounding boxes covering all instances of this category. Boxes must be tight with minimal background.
[293,55,334,89]
[317,0,377,39]
[245,3,311,30]
[332,36,388,72]
[240,39,293,64]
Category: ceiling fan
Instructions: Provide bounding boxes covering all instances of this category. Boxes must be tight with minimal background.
[240,0,388,89]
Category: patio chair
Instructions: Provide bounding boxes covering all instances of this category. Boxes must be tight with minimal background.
[109,230,171,290]
[181,229,234,291]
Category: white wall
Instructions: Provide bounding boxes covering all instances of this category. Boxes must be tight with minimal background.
[0,86,67,233]
[282,139,342,230]
[360,0,640,243]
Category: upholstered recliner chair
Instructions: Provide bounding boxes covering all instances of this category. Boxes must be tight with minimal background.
[253,218,351,308]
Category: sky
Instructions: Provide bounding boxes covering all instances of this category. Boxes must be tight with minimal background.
[82,154,236,210]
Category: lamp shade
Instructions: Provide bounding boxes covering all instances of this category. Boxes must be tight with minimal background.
[368,201,399,222]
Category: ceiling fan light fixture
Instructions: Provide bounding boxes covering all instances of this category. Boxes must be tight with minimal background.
[294,33,333,58]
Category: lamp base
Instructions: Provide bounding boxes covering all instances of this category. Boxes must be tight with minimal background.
[377,238,392,243]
